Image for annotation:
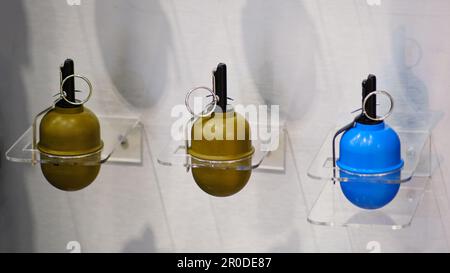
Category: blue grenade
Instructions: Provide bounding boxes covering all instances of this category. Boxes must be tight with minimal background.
[335,75,404,209]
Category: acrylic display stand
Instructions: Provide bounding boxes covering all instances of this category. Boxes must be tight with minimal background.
[154,124,319,252]
[157,123,286,172]
[306,111,442,229]
[5,116,143,166]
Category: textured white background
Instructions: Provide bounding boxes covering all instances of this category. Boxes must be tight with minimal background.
[1,0,450,252]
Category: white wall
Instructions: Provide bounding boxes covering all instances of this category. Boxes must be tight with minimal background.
[1,0,450,252]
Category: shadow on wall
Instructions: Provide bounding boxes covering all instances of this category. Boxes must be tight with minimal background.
[392,26,429,112]
[239,0,319,252]
[95,0,172,109]
[0,0,34,252]
[242,0,319,122]
[121,226,156,252]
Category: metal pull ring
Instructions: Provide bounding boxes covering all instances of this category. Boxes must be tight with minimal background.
[185,86,218,117]
[59,74,93,106]
[362,90,394,121]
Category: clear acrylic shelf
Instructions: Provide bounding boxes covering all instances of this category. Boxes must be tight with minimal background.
[307,130,430,183]
[307,176,429,229]
[5,116,143,165]
[306,111,442,228]
[157,126,286,172]
[307,111,442,183]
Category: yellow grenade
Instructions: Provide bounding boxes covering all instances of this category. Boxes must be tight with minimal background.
[37,59,103,191]
[188,63,254,197]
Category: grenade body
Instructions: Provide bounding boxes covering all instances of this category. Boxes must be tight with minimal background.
[188,109,254,197]
[337,122,404,209]
[38,105,103,191]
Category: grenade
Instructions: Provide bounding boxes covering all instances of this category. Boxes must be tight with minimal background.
[37,59,103,191]
[335,75,403,209]
[187,63,254,197]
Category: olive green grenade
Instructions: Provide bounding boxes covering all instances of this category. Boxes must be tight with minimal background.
[187,63,254,196]
[37,59,103,191]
